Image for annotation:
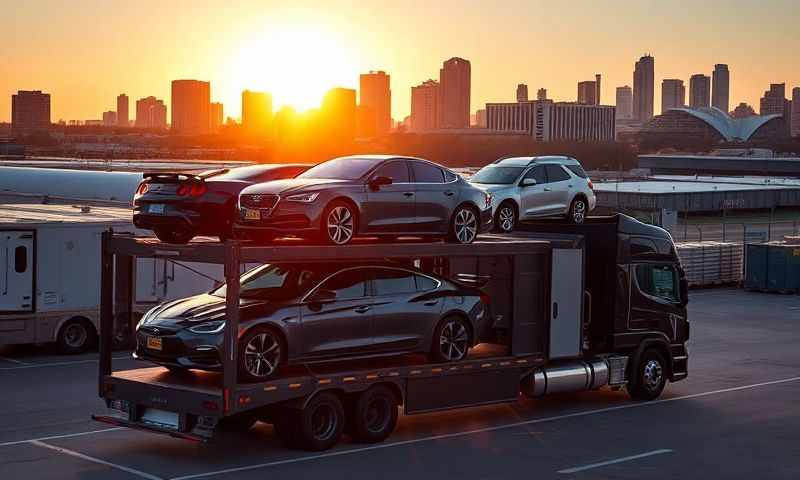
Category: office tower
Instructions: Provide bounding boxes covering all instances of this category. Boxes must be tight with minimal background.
[210,102,223,132]
[241,90,273,136]
[321,87,357,141]
[11,90,50,134]
[102,111,117,126]
[359,71,391,136]
[117,94,129,127]
[135,96,167,129]
[486,100,615,141]
[577,81,597,105]
[712,64,730,113]
[171,80,211,134]
[760,83,792,134]
[438,57,471,128]
[516,84,528,102]
[410,79,440,132]
[792,87,800,137]
[633,55,654,121]
[661,79,686,112]
[616,86,633,119]
[689,74,711,108]
[537,88,548,101]
[475,109,487,127]
[731,102,756,118]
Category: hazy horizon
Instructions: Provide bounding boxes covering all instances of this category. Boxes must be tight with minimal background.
[3,0,798,123]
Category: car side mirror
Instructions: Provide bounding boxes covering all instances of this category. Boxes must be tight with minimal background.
[310,288,336,304]
[521,178,537,187]
[369,176,392,190]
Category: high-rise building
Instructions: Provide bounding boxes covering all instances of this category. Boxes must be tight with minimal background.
[410,80,440,132]
[475,109,487,127]
[359,71,391,136]
[516,84,528,102]
[595,74,602,105]
[210,102,223,132]
[792,87,800,137]
[116,94,129,127]
[616,86,633,119]
[102,111,117,126]
[537,88,548,101]
[689,74,711,108]
[760,83,792,134]
[11,90,50,135]
[712,64,730,113]
[633,55,654,121]
[171,80,210,134]
[135,96,167,129]
[661,79,686,112]
[486,101,616,141]
[241,90,273,136]
[731,102,756,119]
[438,57,471,128]
[577,81,597,105]
[321,87,357,141]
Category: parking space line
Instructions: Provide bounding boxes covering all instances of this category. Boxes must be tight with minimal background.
[557,449,673,474]
[0,356,31,365]
[0,427,125,447]
[31,440,163,480]
[0,355,133,371]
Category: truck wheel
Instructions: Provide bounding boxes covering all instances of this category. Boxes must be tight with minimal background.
[217,413,258,432]
[350,386,399,443]
[56,318,97,354]
[294,392,345,451]
[430,316,470,362]
[628,349,667,401]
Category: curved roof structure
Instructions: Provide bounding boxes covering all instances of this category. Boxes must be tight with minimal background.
[668,107,781,142]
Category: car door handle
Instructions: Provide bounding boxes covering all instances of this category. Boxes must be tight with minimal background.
[403,192,414,197]
[544,188,552,192]
[444,191,455,196]
[354,306,371,314]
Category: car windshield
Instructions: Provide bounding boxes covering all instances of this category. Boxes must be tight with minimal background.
[211,264,322,300]
[298,157,382,180]
[470,166,526,184]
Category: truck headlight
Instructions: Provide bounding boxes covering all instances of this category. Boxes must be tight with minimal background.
[285,192,319,203]
[188,321,225,334]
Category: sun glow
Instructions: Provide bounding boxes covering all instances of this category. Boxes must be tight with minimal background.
[231,25,356,113]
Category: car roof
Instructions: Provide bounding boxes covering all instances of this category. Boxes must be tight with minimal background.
[331,155,458,174]
[492,155,580,166]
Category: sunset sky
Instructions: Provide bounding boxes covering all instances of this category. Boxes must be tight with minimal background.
[3,0,799,123]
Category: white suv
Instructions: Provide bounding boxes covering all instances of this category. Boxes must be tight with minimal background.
[469,156,596,231]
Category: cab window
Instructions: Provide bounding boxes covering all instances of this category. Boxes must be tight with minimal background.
[635,264,679,302]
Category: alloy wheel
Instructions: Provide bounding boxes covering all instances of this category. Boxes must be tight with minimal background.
[244,332,281,378]
[572,200,587,223]
[498,206,515,232]
[439,320,469,361]
[454,208,477,243]
[64,323,88,349]
[643,359,663,391]
[327,206,354,245]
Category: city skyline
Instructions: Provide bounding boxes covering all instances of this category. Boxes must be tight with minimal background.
[2,0,800,123]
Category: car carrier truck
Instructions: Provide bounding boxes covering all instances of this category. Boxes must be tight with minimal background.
[93,214,689,451]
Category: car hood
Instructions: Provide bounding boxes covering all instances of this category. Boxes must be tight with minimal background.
[143,293,267,326]
[241,178,351,196]
[471,183,516,194]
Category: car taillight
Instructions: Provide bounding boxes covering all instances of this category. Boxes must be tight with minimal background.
[135,182,149,196]
[176,184,189,196]
[587,179,594,190]
[190,183,207,197]
[480,292,491,305]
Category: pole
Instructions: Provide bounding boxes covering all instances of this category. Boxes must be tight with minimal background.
[99,230,114,396]
[222,239,241,415]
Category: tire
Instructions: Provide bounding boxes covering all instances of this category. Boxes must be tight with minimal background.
[154,227,194,244]
[447,205,479,244]
[494,202,517,233]
[56,318,97,354]
[430,316,471,362]
[628,348,668,401]
[294,392,345,451]
[217,413,258,432]
[567,197,588,224]
[237,326,284,383]
[322,200,357,245]
[350,386,399,443]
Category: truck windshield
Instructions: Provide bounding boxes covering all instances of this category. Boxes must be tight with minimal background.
[211,264,320,300]
[298,157,382,180]
[470,166,526,184]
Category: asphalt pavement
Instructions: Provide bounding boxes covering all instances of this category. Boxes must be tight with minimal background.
[1,289,799,480]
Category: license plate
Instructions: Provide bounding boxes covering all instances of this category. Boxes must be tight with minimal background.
[243,208,261,220]
[146,336,162,351]
[149,204,165,214]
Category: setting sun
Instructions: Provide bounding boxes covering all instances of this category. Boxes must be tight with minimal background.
[230,24,356,112]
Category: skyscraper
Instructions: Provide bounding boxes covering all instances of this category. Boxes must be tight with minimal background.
[516,84,528,102]
[136,96,167,129]
[577,81,597,105]
[11,90,50,134]
[537,88,548,101]
[633,55,654,122]
[321,87,357,141]
[241,90,272,136]
[102,111,117,126]
[595,74,602,104]
[661,79,686,112]
[210,102,223,133]
[731,102,756,118]
[616,86,633,119]
[117,94,129,127]
[410,79,440,132]
[359,71,391,136]
[171,80,210,134]
[792,87,800,137]
[712,64,730,113]
[438,57,471,128]
[689,74,711,108]
[760,83,792,135]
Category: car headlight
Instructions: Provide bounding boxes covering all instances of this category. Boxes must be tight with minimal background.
[285,192,319,203]
[188,321,225,334]
[136,306,159,330]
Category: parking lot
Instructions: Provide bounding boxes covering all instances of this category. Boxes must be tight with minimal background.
[1,289,799,479]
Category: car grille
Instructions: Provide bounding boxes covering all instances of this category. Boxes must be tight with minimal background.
[241,194,279,209]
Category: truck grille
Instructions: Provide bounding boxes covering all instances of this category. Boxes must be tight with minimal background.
[240,194,279,209]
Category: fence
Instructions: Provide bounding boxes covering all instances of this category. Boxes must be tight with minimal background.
[670,221,800,243]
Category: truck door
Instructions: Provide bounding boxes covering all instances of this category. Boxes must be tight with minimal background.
[549,248,583,359]
[0,231,34,312]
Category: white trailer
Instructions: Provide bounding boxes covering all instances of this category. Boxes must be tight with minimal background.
[0,204,226,353]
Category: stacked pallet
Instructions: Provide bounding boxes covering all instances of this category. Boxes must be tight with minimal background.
[676,241,744,287]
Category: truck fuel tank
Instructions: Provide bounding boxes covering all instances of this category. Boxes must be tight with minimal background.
[521,358,624,397]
